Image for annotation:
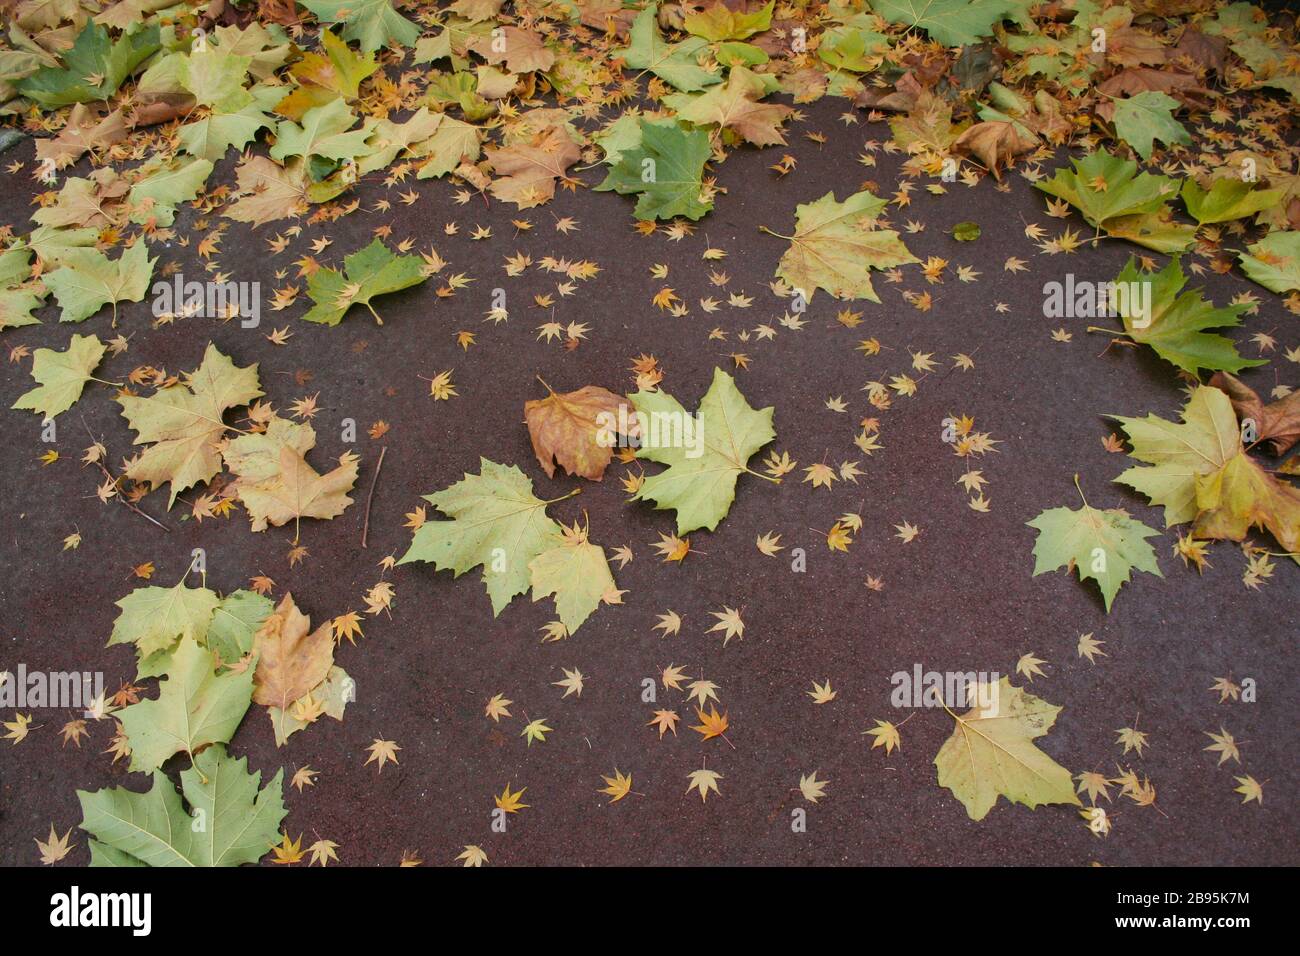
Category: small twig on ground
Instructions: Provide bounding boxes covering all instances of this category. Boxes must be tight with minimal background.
[361,445,387,549]
[79,416,169,532]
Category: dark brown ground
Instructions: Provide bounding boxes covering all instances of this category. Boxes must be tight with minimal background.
[0,92,1295,867]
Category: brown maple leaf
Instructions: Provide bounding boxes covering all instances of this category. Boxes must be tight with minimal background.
[524,382,626,480]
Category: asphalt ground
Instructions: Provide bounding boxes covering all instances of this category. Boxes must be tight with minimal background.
[0,89,1295,866]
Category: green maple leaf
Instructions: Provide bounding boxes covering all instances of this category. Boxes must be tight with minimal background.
[109,576,220,665]
[763,190,918,303]
[1181,178,1284,226]
[818,23,892,72]
[0,243,45,330]
[596,118,713,221]
[78,744,286,867]
[683,0,773,41]
[1036,149,1194,252]
[128,156,214,227]
[17,22,160,108]
[1026,480,1162,612]
[300,238,429,325]
[356,106,443,175]
[529,523,616,634]
[1111,91,1190,161]
[411,114,483,179]
[664,66,791,147]
[1101,256,1264,376]
[269,97,375,165]
[934,677,1080,821]
[1112,385,1300,559]
[119,343,263,507]
[117,636,255,773]
[873,0,1019,47]
[1238,230,1300,293]
[396,458,564,615]
[11,333,105,419]
[206,589,275,665]
[520,717,551,746]
[1036,148,1176,225]
[630,367,776,534]
[300,0,420,53]
[178,46,252,111]
[618,4,722,93]
[44,241,156,324]
[593,113,645,167]
[178,86,284,162]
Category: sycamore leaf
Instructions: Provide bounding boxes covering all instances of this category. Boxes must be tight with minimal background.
[617,4,721,93]
[1238,230,1300,293]
[207,589,275,666]
[179,85,284,163]
[18,22,160,108]
[117,636,254,773]
[664,66,792,147]
[1110,385,1242,528]
[1107,257,1264,376]
[874,0,1018,47]
[528,521,616,634]
[224,417,358,533]
[524,383,624,480]
[1113,385,1300,559]
[128,156,214,227]
[109,577,220,667]
[251,594,335,745]
[356,107,443,175]
[684,0,773,41]
[223,154,310,226]
[269,97,375,165]
[300,238,428,325]
[934,677,1080,820]
[412,114,483,179]
[1111,91,1190,160]
[1181,178,1284,226]
[118,343,263,507]
[0,244,46,330]
[1036,149,1193,253]
[953,120,1036,179]
[766,190,918,303]
[1026,483,1163,612]
[275,28,378,120]
[396,458,563,615]
[596,118,713,221]
[32,170,130,230]
[818,23,891,72]
[1208,372,1300,456]
[486,126,581,209]
[78,744,285,867]
[467,26,554,73]
[299,0,420,53]
[11,333,105,419]
[178,46,252,111]
[44,242,155,324]
[629,367,776,534]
